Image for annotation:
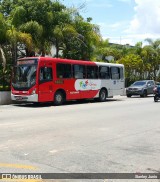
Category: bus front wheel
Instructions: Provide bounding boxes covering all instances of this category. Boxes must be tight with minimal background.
[99,89,107,102]
[54,91,64,105]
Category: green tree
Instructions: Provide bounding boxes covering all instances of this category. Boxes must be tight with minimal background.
[0,13,7,70]
[142,38,160,80]
[63,15,101,60]
[6,26,32,63]
[118,54,143,85]
[1,0,102,60]
[0,12,11,88]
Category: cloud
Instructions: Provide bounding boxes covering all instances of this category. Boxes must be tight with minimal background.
[103,35,136,45]
[109,22,123,29]
[127,0,160,35]
[99,21,127,31]
[104,33,160,46]
[99,21,134,44]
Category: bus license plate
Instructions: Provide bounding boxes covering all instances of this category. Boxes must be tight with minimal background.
[15,96,27,101]
[15,96,23,100]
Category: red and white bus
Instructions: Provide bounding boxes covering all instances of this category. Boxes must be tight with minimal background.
[11,57,125,105]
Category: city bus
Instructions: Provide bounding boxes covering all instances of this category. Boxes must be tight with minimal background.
[11,57,125,105]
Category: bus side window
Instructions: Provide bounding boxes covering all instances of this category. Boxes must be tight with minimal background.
[86,66,98,79]
[99,66,110,79]
[73,65,86,79]
[120,67,124,79]
[40,67,53,82]
[56,63,72,79]
[111,67,120,79]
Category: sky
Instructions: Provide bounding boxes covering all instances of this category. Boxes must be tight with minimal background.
[60,0,160,46]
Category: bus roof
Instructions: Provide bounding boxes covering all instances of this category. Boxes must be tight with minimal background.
[18,57,123,67]
[95,62,124,67]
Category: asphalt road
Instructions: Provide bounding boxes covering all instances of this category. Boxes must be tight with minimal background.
[0,96,160,182]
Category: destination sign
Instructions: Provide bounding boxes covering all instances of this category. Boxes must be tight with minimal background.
[17,59,37,65]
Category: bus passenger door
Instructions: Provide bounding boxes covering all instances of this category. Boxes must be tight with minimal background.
[38,66,54,102]
[111,67,124,95]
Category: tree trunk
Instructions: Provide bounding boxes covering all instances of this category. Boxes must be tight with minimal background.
[153,66,157,81]
[11,43,17,66]
[41,49,45,57]
[0,45,6,71]
[55,38,59,58]
[26,47,29,57]
[26,47,35,57]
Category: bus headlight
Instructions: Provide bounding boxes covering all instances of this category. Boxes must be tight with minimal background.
[32,89,36,95]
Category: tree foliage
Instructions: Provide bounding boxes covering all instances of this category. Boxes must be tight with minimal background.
[0,0,160,89]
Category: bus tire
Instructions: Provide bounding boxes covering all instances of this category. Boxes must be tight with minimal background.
[99,89,107,102]
[54,91,64,105]
[127,94,132,97]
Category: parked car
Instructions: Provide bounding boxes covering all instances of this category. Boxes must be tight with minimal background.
[126,80,155,97]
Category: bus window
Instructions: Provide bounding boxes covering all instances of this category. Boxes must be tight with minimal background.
[99,66,110,79]
[120,67,124,79]
[56,63,72,78]
[86,66,98,79]
[111,67,120,79]
[40,67,53,82]
[73,65,86,79]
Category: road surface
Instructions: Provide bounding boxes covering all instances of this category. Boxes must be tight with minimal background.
[0,96,160,181]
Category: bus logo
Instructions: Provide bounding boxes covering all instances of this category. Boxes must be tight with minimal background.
[75,80,101,91]
[80,80,89,89]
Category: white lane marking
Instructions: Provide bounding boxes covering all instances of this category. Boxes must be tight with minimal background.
[0,122,18,126]
[49,149,58,154]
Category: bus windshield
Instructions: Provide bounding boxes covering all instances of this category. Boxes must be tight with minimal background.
[12,65,37,90]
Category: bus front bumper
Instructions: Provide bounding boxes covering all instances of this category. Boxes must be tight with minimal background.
[11,93,38,102]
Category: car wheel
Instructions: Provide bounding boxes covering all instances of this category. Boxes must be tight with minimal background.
[141,90,147,97]
[99,89,107,102]
[54,91,64,105]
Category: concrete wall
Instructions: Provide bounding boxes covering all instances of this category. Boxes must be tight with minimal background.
[0,91,12,105]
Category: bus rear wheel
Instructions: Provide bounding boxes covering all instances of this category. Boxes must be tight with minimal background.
[99,89,107,102]
[54,91,64,105]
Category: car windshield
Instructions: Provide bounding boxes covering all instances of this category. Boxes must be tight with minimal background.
[132,81,146,86]
[12,65,37,90]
